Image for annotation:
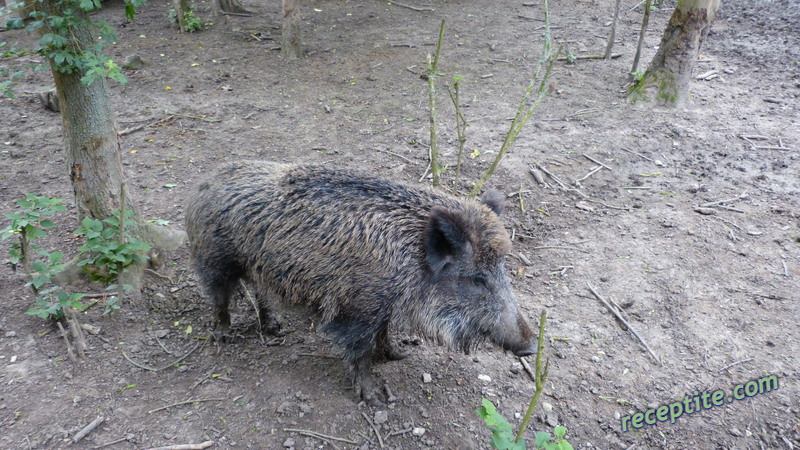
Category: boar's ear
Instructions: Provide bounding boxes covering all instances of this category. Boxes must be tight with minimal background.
[481,189,504,216]
[425,206,472,275]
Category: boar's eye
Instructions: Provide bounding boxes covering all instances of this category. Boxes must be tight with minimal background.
[471,275,488,288]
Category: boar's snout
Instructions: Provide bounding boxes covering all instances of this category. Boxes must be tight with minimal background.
[498,310,536,357]
[513,346,536,357]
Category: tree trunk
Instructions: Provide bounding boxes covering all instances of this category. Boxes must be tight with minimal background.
[281,0,303,59]
[173,0,188,31]
[41,0,185,289]
[630,0,721,106]
[215,0,253,15]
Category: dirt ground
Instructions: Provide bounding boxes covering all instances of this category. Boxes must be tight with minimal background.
[1,0,798,448]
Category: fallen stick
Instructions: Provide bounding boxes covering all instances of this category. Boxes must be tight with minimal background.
[123,341,201,372]
[532,162,567,189]
[148,398,226,414]
[583,153,613,171]
[361,411,385,448]
[619,147,653,162]
[701,190,748,207]
[533,245,589,254]
[718,358,753,373]
[387,427,414,437]
[519,356,536,382]
[387,0,434,11]
[73,416,105,443]
[145,441,214,450]
[376,148,415,164]
[92,434,134,449]
[284,428,358,445]
[575,165,603,182]
[587,283,661,365]
[557,53,622,60]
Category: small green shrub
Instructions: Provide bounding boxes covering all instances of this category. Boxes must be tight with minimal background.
[1,194,66,273]
[74,210,150,285]
[168,6,204,32]
[476,400,573,450]
[476,311,574,449]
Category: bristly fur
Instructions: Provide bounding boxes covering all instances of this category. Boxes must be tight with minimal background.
[186,161,533,403]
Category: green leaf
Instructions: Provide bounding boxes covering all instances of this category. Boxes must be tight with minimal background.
[476,399,524,449]
[555,442,574,450]
[32,260,47,273]
[125,3,136,21]
[6,17,24,30]
[79,0,98,11]
[48,251,63,264]
[553,426,566,439]
[534,431,551,447]
[25,307,50,319]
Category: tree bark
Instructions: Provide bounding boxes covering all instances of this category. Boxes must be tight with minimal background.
[630,0,721,106]
[173,0,188,31]
[41,0,185,289]
[215,0,253,15]
[281,0,303,59]
[604,0,623,59]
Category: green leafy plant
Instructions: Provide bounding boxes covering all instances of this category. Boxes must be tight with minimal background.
[0,0,146,94]
[1,195,89,320]
[74,210,150,285]
[27,286,86,320]
[476,398,524,450]
[168,6,204,32]
[476,311,574,449]
[1,194,66,275]
[631,68,647,83]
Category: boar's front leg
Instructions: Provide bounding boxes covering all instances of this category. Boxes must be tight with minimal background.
[350,353,386,406]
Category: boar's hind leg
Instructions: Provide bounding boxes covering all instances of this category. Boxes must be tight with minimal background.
[193,259,245,339]
[257,301,283,336]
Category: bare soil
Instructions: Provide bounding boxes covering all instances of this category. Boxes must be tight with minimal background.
[1,0,798,448]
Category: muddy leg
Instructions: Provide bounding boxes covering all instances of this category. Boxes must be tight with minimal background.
[350,352,386,406]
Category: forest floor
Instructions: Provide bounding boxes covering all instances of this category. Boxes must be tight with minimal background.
[0,0,798,448]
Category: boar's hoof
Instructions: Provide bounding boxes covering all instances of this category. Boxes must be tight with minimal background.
[357,380,387,407]
[259,314,284,336]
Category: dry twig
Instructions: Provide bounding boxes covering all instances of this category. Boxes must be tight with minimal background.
[376,148,414,164]
[519,356,536,382]
[122,341,202,372]
[587,283,661,365]
[583,153,613,171]
[719,358,753,373]
[148,398,225,414]
[145,442,214,450]
[387,0,434,11]
[73,416,104,443]
[360,411,385,448]
[284,428,358,446]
